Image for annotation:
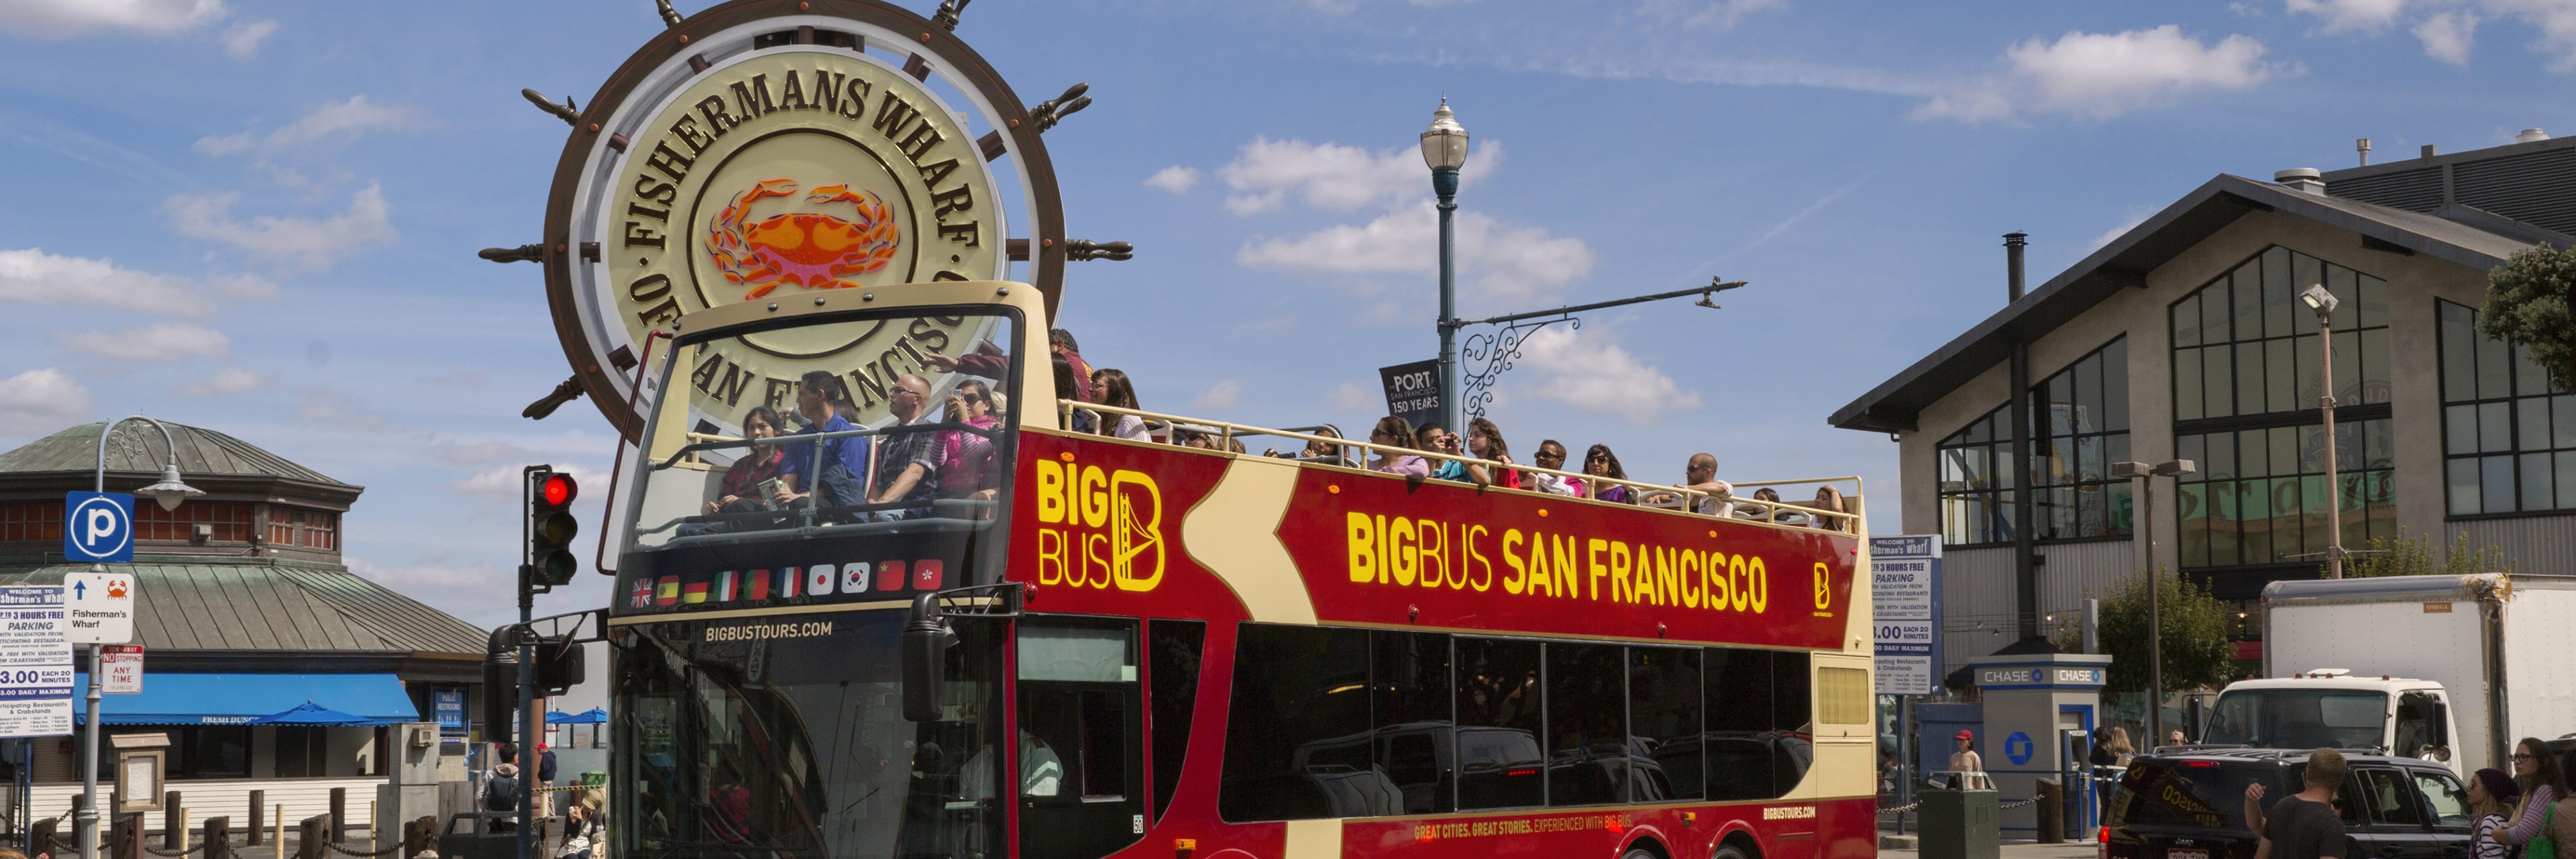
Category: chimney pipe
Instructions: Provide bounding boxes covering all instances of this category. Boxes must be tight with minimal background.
[2357,138,2371,166]
[2004,232,2028,303]
[2421,144,2438,161]
[2516,128,2550,144]
[2275,168,2326,195]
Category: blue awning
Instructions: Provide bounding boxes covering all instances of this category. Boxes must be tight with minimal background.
[70,672,420,726]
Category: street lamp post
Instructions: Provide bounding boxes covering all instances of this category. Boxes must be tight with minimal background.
[80,417,200,859]
[2299,283,2345,578]
[2112,458,2194,750]
[1421,97,1469,432]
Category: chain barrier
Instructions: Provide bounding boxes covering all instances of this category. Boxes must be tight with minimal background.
[2000,796,2043,809]
[1882,801,1923,814]
[324,839,409,858]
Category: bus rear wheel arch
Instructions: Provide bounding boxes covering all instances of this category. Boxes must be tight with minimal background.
[1711,833,1761,859]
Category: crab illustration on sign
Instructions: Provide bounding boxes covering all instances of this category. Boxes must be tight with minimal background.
[706,179,902,300]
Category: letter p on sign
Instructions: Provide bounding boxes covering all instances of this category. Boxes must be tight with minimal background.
[62,493,136,564]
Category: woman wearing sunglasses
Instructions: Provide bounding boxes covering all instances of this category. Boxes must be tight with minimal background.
[1366,416,1428,477]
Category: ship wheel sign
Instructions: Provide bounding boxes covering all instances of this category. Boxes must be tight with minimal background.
[511,0,1127,440]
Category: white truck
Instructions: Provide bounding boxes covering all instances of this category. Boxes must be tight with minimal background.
[2200,572,2576,775]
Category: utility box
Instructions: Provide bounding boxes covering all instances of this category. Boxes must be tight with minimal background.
[1917,787,2000,859]
[378,723,441,837]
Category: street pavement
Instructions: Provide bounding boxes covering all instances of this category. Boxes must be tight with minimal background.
[1880,840,2100,859]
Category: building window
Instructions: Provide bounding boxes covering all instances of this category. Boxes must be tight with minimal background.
[2171,247,2396,573]
[1935,336,2132,547]
[1936,405,2014,546]
[2438,300,2576,515]
[135,502,252,543]
[2031,338,2132,541]
[268,507,340,550]
[2173,246,2390,421]
[0,503,62,543]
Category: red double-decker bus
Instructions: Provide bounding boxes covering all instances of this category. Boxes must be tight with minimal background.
[604,282,1878,859]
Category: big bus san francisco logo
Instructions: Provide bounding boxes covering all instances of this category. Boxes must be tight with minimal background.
[1030,454,1166,592]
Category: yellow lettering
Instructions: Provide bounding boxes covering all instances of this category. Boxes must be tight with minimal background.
[1083,532,1110,588]
[1501,529,1526,595]
[1348,512,1377,583]
[1376,515,1391,585]
[1749,556,1769,613]
[1037,528,1065,585]
[1553,535,1578,598]
[1079,466,1109,529]
[1391,517,1417,586]
[1657,546,1681,609]
[1729,555,1751,612]
[1680,550,1701,609]
[1466,525,1492,592]
[1712,552,1733,611]
[1417,520,1448,589]
[1609,542,1633,603]
[1035,460,1065,523]
[1587,538,1609,601]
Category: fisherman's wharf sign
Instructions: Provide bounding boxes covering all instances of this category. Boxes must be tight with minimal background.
[541,1,1068,438]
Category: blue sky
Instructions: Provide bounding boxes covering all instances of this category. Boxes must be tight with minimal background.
[1,0,2571,656]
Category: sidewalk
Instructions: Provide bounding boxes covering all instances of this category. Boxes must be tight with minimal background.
[1878,841,2098,859]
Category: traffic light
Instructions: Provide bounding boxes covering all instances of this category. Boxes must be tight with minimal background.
[526,469,580,587]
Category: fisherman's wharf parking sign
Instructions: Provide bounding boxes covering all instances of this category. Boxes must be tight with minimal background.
[541,1,1071,438]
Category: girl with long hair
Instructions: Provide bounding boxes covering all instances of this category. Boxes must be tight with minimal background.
[2469,767,2520,859]
[1365,415,1427,477]
[1464,417,1519,489]
[2492,736,2567,849]
[1576,444,1633,503]
[1089,368,1149,442]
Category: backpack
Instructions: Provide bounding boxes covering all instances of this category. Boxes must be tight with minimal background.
[485,774,519,811]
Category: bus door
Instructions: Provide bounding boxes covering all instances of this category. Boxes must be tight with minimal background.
[1014,617,1145,859]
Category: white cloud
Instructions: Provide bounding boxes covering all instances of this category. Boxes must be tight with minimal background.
[294,385,392,431]
[53,323,231,360]
[1505,326,1702,422]
[1237,201,1595,305]
[194,95,412,156]
[0,368,93,436]
[0,248,271,315]
[1633,0,1789,31]
[1217,138,1503,215]
[0,0,225,39]
[171,367,261,397]
[1917,26,2285,121]
[219,18,274,58]
[2414,10,2481,63]
[1142,166,1201,194]
[1191,380,1243,412]
[2084,210,2155,254]
[164,181,396,270]
[1328,382,1378,413]
[2287,0,2412,32]
[450,464,604,498]
[348,556,492,589]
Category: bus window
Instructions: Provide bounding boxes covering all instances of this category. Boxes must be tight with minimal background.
[1631,646,1704,802]
[1773,651,1815,792]
[1546,642,1627,807]
[1219,624,1374,821]
[1147,620,1205,823]
[1705,647,1779,801]
[1454,637,1545,811]
[1018,619,1142,859]
[1372,630,1454,815]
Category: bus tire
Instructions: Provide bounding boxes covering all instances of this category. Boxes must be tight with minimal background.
[1711,842,1755,859]
[1622,849,1660,859]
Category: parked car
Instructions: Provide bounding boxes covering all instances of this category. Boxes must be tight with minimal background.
[2102,749,2473,859]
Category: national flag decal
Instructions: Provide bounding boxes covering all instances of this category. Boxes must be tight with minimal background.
[715,570,739,601]
[655,576,680,607]
[748,569,770,601]
[629,577,654,608]
[683,580,710,603]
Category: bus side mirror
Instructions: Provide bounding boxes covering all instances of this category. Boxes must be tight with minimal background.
[902,593,957,723]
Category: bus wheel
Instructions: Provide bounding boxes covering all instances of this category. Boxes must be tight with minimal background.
[1710,843,1754,859]
[1621,850,1660,859]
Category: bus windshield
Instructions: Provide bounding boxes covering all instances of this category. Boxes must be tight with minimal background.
[621,305,1024,600]
[612,609,1004,858]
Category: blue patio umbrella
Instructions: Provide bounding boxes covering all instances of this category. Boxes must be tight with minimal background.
[249,701,378,725]
[553,708,608,725]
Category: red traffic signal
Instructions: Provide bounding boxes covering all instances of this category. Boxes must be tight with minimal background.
[540,473,578,508]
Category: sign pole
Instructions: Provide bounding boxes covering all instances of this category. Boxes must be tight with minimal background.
[76,640,99,859]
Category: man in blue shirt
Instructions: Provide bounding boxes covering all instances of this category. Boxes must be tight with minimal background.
[773,370,871,519]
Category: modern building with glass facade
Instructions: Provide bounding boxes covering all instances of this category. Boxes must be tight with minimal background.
[1831,134,2576,675]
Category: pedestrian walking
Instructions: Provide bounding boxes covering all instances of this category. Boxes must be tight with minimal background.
[2250,748,2349,859]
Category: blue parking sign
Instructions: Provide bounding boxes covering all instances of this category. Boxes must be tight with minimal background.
[63,493,136,564]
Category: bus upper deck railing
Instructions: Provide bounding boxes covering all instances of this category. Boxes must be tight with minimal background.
[1057,400,1864,534]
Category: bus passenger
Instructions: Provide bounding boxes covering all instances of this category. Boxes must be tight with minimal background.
[938,381,1002,505]
[1414,423,1477,484]
[687,406,786,534]
[1811,485,1851,531]
[1643,453,1731,513]
[1464,418,1521,489]
[772,372,871,517]
[1525,440,1578,496]
[1299,425,1350,465]
[867,374,945,519]
[1055,354,1096,434]
[1089,369,1150,442]
[1576,444,1635,503]
[1366,417,1428,477]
